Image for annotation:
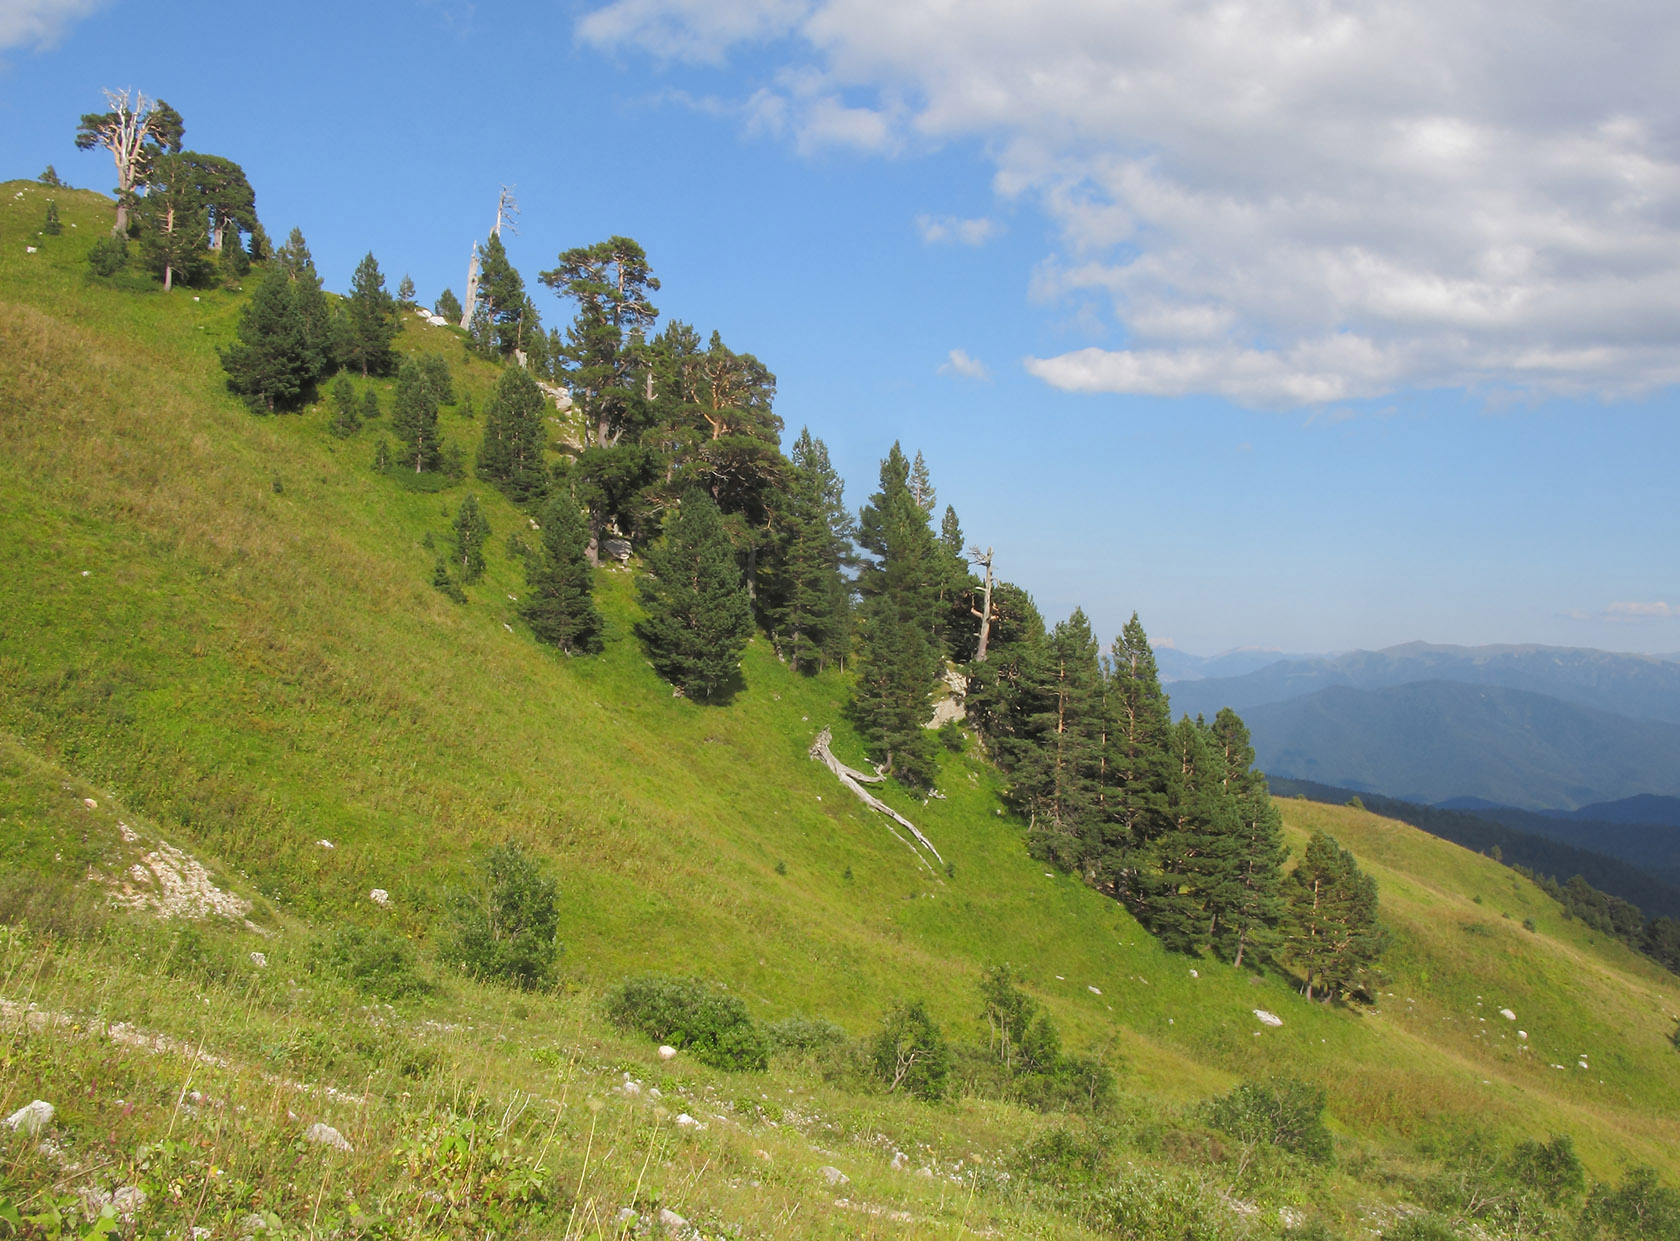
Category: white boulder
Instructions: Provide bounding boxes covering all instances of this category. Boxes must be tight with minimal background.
[658,1044,678,1061]
[5,1100,54,1135]
[303,1122,352,1151]
[369,889,389,905]
[1253,1009,1284,1027]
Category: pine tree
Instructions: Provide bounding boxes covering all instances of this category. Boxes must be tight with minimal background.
[476,365,548,503]
[636,489,753,701]
[328,376,361,438]
[220,261,314,412]
[344,252,400,377]
[1147,716,1236,952]
[1283,832,1389,1001]
[1208,709,1287,967]
[361,387,381,423]
[522,492,602,653]
[541,235,659,449]
[42,200,62,235]
[909,450,936,513]
[420,354,456,407]
[273,228,334,383]
[391,358,441,472]
[475,232,536,357]
[934,504,979,661]
[135,151,209,291]
[432,557,467,603]
[397,274,416,307]
[435,288,463,323]
[452,494,490,583]
[1098,614,1175,901]
[38,165,63,187]
[1014,608,1107,870]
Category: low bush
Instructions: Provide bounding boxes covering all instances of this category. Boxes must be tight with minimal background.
[441,842,561,991]
[1206,1077,1333,1164]
[316,923,429,1000]
[87,236,127,277]
[765,1014,849,1057]
[604,975,769,1071]
[870,999,949,1101]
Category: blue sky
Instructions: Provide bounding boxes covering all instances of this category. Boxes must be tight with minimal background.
[4,0,1677,657]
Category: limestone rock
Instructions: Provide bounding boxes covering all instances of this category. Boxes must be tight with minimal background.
[303,1122,352,1151]
[5,1100,54,1135]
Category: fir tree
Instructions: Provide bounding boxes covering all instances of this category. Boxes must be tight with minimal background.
[636,489,753,701]
[1098,615,1175,902]
[765,429,846,672]
[432,557,467,603]
[391,358,441,472]
[522,492,602,654]
[328,376,361,438]
[220,261,314,412]
[273,228,334,383]
[344,252,400,377]
[397,274,416,306]
[476,365,549,503]
[475,232,535,357]
[452,494,490,584]
[1148,716,1237,952]
[42,200,62,235]
[1283,831,1390,1001]
[1015,608,1107,871]
[361,387,381,423]
[38,164,63,187]
[420,354,456,406]
[435,288,463,323]
[1208,709,1287,967]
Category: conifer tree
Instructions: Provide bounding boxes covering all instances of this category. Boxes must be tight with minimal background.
[328,376,361,438]
[420,354,456,407]
[391,358,441,472]
[1014,608,1107,870]
[273,228,334,383]
[475,232,536,357]
[541,235,659,449]
[361,387,381,423]
[397,274,416,307]
[1283,831,1389,1000]
[344,252,400,377]
[42,200,62,235]
[452,494,490,584]
[476,365,548,503]
[435,288,463,323]
[135,151,209,291]
[1098,615,1175,900]
[1146,716,1237,951]
[636,489,753,701]
[1209,709,1288,967]
[220,261,314,412]
[522,492,602,653]
[39,165,63,187]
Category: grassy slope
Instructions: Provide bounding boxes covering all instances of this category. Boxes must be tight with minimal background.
[2,181,1679,1231]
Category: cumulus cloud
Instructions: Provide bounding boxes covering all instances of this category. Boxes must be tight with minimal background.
[577,0,1680,406]
[0,0,105,50]
[940,348,990,381]
[1606,601,1678,621]
[916,214,997,246]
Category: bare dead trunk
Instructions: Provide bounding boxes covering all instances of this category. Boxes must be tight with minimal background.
[809,727,943,870]
[968,545,996,662]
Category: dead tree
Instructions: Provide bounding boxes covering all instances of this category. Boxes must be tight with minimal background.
[74,89,179,237]
[967,545,998,662]
[461,185,520,329]
[808,728,943,871]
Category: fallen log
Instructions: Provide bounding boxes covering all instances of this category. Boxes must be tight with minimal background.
[808,728,945,869]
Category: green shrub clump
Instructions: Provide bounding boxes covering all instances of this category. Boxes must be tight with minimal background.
[317,924,429,999]
[765,1014,849,1057]
[1206,1077,1334,1163]
[605,976,769,1071]
[442,842,561,990]
[870,998,950,1101]
[88,236,127,277]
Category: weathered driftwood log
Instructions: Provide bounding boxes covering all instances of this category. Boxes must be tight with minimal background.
[808,728,944,868]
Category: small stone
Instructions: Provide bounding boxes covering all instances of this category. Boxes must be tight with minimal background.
[1253,1009,1283,1027]
[658,1044,678,1061]
[647,1086,662,1098]
[1189,969,1198,979]
[658,1207,687,1232]
[621,1080,641,1097]
[675,1113,703,1130]
[754,1148,772,1162]
[109,1186,147,1216]
[1518,1030,1527,1040]
[369,889,389,905]
[1087,985,1102,996]
[5,1100,54,1135]
[303,1122,352,1151]
[1500,1008,1516,1020]
[891,1150,909,1170]
[250,952,268,967]
[820,1165,850,1187]
[317,839,334,849]
[239,1213,269,1233]
[83,798,97,809]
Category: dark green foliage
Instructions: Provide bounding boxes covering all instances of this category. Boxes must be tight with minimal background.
[871,999,950,1101]
[361,388,381,423]
[420,354,456,406]
[220,261,315,412]
[604,976,769,1071]
[435,288,463,323]
[221,233,250,280]
[1507,1134,1584,1206]
[763,432,847,672]
[476,366,548,503]
[972,965,1115,1113]
[87,236,127,277]
[474,233,537,357]
[343,252,400,377]
[316,925,429,999]
[1284,831,1390,1001]
[42,200,62,235]
[1104,614,1176,893]
[392,358,442,472]
[1014,608,1107,870]
[328,377,361,438]
[1579,1165,1680,1240]
[38,164,64,187]
[522,492,602,654]
[373,437,392,472]
[397,274,416,307]
[451,494,490,584]
[1208,710,1288,967]
[135,151,211,291]
[442,842,561,990]
[1207,1077,1334,1163]
[432,557,466,603]
[541,235,659,449]
[636,489,753,701]
[765,1015,849,1057]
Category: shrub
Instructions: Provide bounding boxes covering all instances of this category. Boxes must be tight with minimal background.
[317,924,428,1000]
[1093,1167,1235,1241]
[1380,1216,1460,1241]
[1206,1077,1333,1163]
[605,976,769,1071]
[765,1014,849,1057]
[870,999,950,1101]
[441,842,560,990]
[88,236,127,277]
[1507,1133,1584,1206]
[1582,1165,1680,1240]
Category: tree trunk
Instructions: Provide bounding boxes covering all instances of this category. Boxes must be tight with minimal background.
[809,727,943,869]
[969,546,996,662]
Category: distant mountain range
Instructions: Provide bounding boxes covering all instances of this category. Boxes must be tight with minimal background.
[1163,643,1680,812]
[1153,646,1318,683]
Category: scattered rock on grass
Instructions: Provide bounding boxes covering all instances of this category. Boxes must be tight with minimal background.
[658,1044,677,1061]
[658,1207,688,1233]
[5,1100,54,1135]
[1253,1010,1283,1027]
[820,1165,850,1187]
[303,1122,352,1151]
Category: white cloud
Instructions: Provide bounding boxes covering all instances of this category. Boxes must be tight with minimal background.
[577,0,1680,406]
[1606,601,1679,621]
[939,348,989,381]
[916,214,997,246]
[0,0,105,50]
